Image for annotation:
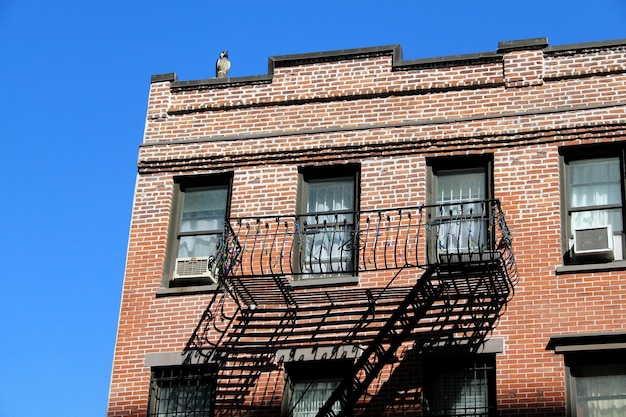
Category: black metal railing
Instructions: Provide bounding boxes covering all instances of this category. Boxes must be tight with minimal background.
[182,200,517,417]
[213,199,515,279]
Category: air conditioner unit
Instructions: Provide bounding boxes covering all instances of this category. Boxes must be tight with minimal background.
[173,256,219,283]
[573,225,614,261]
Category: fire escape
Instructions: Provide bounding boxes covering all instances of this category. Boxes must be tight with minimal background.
[184,199,518,417]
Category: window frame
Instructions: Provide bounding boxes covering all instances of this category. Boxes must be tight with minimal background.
[564,350,626,417]
[560,145,626,266]
[426,155,494,262]
[283,360,352,417]
[294,164,360,280]
[423,354,497,417]
[148,365,217,417]
[164,173,233,288]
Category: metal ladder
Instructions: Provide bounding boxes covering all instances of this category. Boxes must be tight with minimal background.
[315,264,442,417]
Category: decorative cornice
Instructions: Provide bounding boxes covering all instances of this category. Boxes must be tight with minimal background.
[137,122,626,174]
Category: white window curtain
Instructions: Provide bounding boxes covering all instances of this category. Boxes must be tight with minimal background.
[302,178,355,274]
[575,373,626,417]
[569,158,623,234]
[178,187,228,258]
[306,178,354,222]
[293,380,340,417]
[436,170,485,207]
[435,169,486,253]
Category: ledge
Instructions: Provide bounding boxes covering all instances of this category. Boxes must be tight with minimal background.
[276,344,362,363]
[497,37,548,53]
[150,72,177,83]
[170,74,273,91]
[268,45,402,69]
[546,38,626,54]
[547,331,626,353]
[290,274,359,289]
[145,350,216,367]
[156,283,218,297]
[396,51,501,70]
[424,337,505,355]
[555,260,626,275]
[156,276,360,296]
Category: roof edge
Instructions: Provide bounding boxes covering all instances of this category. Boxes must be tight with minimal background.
[546,37,626,53]
[497,37,549,53]
[150,37,626,86]
[268,44,403,72]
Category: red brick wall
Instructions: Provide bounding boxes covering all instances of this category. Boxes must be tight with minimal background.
[108,39,626,417]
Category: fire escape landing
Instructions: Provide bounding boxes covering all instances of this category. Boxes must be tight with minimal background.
[185,200,518,417]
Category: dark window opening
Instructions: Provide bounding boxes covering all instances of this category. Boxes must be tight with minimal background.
[148,366,216,417]
[424,354,496,417]
[283,360,352,417]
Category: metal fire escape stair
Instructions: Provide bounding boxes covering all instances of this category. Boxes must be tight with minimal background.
[213,309,295,416]
[184,200,517,417]
[314,264,441,417]
[185,275,299,416]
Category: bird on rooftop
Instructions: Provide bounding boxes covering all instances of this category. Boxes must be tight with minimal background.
[216,51,230,78]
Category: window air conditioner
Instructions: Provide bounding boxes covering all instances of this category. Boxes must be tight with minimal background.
[173,256,219,283]
[573,225,614,261]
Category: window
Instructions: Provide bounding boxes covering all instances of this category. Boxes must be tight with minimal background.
[291,379,342,417]
[565,351,626,417]
[283,360,351,417]
[561,146,625,264]
[166,174,233,286]
[148,367,215,417]
[296,165,359,277]
[427,156,493,261]
[424,355,496,417]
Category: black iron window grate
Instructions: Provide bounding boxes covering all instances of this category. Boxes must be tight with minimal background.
[292,380,342,417]
[149,367,215,417]
[432,363,494,417]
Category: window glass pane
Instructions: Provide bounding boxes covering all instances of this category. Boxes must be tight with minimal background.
[433,367,490,416]
[436,169,486,205]
[157,385,211,417]
[178,235,221,258]
[181,187,228,232]
[293,380,340,417]
[571,208,623,233]
[302,226,355,274]
[434,167,487,254]
[436,168,486,218]
[570,158,621,208]
[150,368,212,417]
[300,175,356,275]
[437,219,488,252]
[574,365,626,417]
[307,178,354,223]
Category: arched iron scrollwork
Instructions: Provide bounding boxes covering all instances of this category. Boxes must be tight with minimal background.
[221,200,516,283]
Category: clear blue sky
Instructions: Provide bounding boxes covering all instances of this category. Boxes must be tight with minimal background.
[0,1,624,416]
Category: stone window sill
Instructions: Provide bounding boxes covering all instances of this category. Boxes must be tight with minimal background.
[555,260,626,275]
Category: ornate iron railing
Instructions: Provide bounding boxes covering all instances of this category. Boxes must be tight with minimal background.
[215,199,515,279]
[186,199,517,417]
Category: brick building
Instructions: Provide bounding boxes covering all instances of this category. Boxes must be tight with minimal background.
[108,37,626,417]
